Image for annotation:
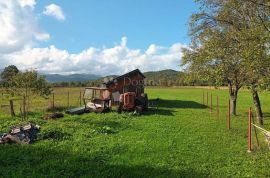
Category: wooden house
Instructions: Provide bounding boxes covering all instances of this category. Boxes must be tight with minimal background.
[104,69,145,102]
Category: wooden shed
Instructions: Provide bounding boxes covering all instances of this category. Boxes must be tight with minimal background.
[104,69,145,102]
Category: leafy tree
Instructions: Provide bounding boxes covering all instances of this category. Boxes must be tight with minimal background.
[182,7,247,115]
[183,0,269,123]
[0,65,20,116]
[1,66,52,118]
[14,70,52,119]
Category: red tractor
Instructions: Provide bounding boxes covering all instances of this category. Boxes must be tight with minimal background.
[117,92,148,114]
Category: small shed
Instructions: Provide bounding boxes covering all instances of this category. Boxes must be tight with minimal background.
[104,69,146,102]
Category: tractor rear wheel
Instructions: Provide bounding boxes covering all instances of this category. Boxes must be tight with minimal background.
[117,102,123,114]
[141,93,148,111]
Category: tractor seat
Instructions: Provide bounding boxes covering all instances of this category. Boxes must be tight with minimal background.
[87,102,102,109]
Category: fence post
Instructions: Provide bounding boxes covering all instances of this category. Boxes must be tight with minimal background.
[210,93,213,113]
[207,92,209,106]
[23,94,26,120]
[52,92,55,110]
[227,99,231,129]
[216,96,219,118]
[248,107,252,152]
[68,91,70,108]
[80,90,82,106]
[203,92,205,105]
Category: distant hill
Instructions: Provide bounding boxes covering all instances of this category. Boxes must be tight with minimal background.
[44,73,101,83]
[144,69,179,81]
[88,69,184,87]
[143,69,184,86]
[1,68,185,86]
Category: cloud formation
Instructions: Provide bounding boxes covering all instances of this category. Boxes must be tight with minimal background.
[43,4,65,21]
[20,0,36,8]
[0,1,184,76]
[0,0,49,54]
[4,37,185,76]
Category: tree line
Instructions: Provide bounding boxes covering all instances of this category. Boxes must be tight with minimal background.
[49,71,214,87]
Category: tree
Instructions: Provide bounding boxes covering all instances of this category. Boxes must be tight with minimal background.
[1,66,52,118]
[212,0,270,124]
[14,70,52,119]
[183,0,269,123]
[0,65,20,116]
[182,17,247,115]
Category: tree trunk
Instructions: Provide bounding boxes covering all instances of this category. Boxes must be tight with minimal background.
[228,83,239,116]
[230,97,237,115]
[251,86,263,125]
[9,99,15,117]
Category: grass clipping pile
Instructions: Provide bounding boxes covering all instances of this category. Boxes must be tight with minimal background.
[0,123,40,144]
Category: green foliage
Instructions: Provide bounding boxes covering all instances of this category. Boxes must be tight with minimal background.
[0,65,19,81]
[184,0,270,89]
[183,0,270,117]
[0,65,20,96]
[14,70,52,98]
[39,127,71,141]
[93,126,116,135]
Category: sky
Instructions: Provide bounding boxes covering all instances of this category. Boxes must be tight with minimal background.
[0,0,199,76]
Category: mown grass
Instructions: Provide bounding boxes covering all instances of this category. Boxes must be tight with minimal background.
[0,87,270,178]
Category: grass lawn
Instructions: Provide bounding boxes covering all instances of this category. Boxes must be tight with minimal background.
[0,87,270,177]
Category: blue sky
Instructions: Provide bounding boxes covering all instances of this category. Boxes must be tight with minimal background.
[36,0,198,52]
[0,0,199,75]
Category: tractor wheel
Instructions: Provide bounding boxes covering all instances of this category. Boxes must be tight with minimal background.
[117,103,123,114]
[141,93,148,111]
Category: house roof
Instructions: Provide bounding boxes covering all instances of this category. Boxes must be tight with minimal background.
[105,69,145,86]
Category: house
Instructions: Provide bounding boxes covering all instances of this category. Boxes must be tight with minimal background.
[104,69,146,102]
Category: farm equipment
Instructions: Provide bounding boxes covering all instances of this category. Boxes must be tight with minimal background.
[117,92,148,114]
[66,87,112,114]
[83,87,112,113]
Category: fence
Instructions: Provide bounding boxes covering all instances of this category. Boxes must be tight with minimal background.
[0,87,84,116]
[202,90,270,152]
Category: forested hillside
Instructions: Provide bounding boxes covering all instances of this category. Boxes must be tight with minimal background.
[47,69,212,87]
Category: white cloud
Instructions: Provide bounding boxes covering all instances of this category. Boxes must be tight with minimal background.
[0,1,185,75]
[43,4,65,21]
[146,44,158,55]
[35,33,50,41]
[0,0,49,53]
[4,37,186,76]
[19,0,36,8]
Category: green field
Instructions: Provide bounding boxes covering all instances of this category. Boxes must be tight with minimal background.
[0,87,270,177]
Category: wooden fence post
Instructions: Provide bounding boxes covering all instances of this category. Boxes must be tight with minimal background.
[23,94,26,120]
[227,99,231,129]
[210,93,213,113]
[207,92,209,106]
[80,90,82,106]
[203,92,205,105]
[248,107,252,152]
[216,96,219,118]
[68,91,70,108]
[52,93,55,110]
